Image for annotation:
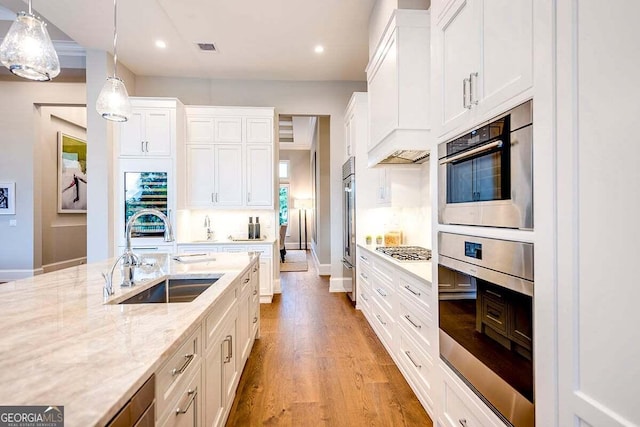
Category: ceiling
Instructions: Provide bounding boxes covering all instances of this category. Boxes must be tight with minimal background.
[0,0,375,81]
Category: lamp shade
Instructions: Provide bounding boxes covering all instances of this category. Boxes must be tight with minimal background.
[96,76,132,122]
[0,12,60,81]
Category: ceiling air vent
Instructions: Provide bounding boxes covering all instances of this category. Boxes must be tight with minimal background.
[196,42,218,52]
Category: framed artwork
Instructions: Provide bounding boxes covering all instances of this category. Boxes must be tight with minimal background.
[58,132,87,213]
[0,181,16,215]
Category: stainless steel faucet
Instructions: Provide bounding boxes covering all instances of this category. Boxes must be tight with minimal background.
[204,215,213,240]
[103,208,174,296]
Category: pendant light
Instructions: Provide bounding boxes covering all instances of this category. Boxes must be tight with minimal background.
[0,0,60,81]
[95,0,132,122]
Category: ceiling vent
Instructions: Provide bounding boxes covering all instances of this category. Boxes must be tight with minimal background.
[196,42,218,52]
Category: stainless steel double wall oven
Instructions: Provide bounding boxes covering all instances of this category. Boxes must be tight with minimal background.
[437,101,535,427]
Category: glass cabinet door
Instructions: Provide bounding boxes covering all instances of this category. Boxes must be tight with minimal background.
[124,172,168,237]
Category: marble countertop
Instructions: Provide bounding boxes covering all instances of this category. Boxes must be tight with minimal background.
[0,252,256,426]
[357,244,433,283]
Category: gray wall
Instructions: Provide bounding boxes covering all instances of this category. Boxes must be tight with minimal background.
[38,107,87,270]
[369,0,430,58]
[0,81,85,280]
[135,77,366,277]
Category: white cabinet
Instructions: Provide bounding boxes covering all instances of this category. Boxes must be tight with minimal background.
[366,10,431,167]
[160,367,202,427]
[183,107,274,209]
[245,144,273,207]
[119,108,172,157]
[433,0,533,138]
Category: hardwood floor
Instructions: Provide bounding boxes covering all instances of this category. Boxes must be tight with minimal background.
[226,252,433,427]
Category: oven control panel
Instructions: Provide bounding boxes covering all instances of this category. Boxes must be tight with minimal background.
[464,241,482,259]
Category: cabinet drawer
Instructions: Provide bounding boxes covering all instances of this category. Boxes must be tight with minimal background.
[371,279,394,313]
[397,272,433,313]
[443,381,483,427]
[249,244,273,258]
[397,330,434,406]
[372,258,394,284]
[358,286,372,313]
[239,269,251,294]
[156,327,201,418]
[369,297,394,348]
[357,250,372,268]
[159,366,202,427]
[204,286,237,350]
[398,296,434,350]
[220,245,248,253]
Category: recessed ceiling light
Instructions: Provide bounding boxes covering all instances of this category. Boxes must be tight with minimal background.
[314,45,324,54]
[155,40,167,49]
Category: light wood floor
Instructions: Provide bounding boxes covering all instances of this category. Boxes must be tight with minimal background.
[226,252,433,427]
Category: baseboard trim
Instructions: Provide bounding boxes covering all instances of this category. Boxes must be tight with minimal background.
[0,268,44,282]
[42,257,87,273]
[260,295,273,304]
[329,277,352,293]
[310,249,331,275]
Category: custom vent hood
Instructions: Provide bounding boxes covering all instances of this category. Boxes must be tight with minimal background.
[378,149,430,165]
[366,10,431,167]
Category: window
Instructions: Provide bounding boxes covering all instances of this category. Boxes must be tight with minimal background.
[279,160,290,180]
[279,184,290,234]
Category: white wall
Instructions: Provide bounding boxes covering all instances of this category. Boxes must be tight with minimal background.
[279,149,312,248]
[0,81,85,281]
[135,77,367,279]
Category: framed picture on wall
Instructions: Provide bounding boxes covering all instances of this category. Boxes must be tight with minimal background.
[0,181,16,215]
[58,132,87,213]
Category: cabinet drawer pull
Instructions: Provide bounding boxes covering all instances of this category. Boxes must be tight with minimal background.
[375,314,386,326]
[404,350,422,369]
[486,314,502,324]
[359,255,368,261]
[253,316,258,324]
[171,353,194,376]
[459,419,468,427]
[360,272,368,280]
[253,289,258,296]
[404,314,422,329]
[175,388,197,415]
[404,284,421,297]
[361,293,368,302]
[243,277,250,284]
[253,266,258,272]
[376,288,387,297]
[486,289,503,298]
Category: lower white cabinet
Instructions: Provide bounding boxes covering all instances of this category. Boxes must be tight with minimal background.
[356,245,436,419]
[155,257,260,427]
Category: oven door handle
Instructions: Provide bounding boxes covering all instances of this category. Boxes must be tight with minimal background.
[439,140,503,165]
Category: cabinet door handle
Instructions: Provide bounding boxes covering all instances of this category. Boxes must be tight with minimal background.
[211,193,215,203]
[171,353,194,376]
[175,388,197,415]
[404,314,422,329]
[223,335,233,362]
[405,350,422,368]
[404,284,421,297]
[470,72,478,105]
[486,289,503,299]
[145,141,150,152]
[215,193,218,202]
[376,288,387,297]
[375,314,386,326]
[253,316,258,324]
[247,192,251,203]
[463,77,471,109]
[459,419,468,427]
[140,141,145,152]
[253,289,258,296]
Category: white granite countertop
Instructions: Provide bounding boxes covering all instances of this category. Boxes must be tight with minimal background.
[0,252,256,426]
[357,244,433,284]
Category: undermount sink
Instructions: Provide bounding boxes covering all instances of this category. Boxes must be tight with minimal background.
[116,277,221,304]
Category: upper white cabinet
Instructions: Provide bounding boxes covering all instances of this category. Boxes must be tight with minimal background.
[183,107,275,209]
[119,99,177,157]
[433,0,533,138]
[366,10,431,167]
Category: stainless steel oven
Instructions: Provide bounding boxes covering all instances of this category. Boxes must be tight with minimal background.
[438,232,534,427]
[438,100,533,229]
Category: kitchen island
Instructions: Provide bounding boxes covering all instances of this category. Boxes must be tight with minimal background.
[0,251,259,426]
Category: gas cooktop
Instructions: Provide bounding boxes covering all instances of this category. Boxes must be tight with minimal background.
[375,246,432,262]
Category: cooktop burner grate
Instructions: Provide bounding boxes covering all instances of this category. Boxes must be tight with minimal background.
[375,246,432,262]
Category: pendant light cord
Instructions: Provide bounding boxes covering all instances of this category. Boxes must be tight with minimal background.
[113,0,118,77]
[28,0,32,14]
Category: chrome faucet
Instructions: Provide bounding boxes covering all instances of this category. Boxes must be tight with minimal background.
[103,208,174,296]
[204,215,214,240]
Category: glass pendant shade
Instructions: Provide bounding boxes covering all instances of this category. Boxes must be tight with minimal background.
[96,76,132,122]
[0,12,60,81]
